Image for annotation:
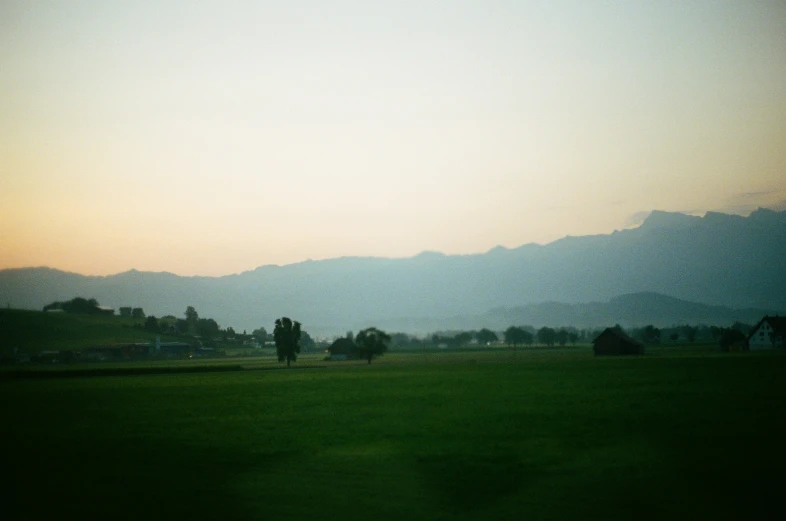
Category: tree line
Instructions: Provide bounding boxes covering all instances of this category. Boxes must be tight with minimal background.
[40,297,754,362]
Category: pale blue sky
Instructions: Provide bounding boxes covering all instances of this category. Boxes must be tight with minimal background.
[1,1,785,275]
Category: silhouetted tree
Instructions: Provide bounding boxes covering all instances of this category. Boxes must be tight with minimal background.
[300,330,316,351]
[176,318,189,334]
[682,325,698,343]
[476,328,498,345]
[709,326,723,340]
[144,315,158,332]
[537,327,557,347]
[556,328,568,347]
[637,325,661,345]
[568,332,579,345]
[355,327,391,364]
[132,307,145,319]
[389,333,412,347]
[274,317,301,367]
[185,306,199,333]
[452,331,474,347]
[719,328,746,351]
[44,297,107,315]
[328,337,356,357]
[197,318,219,340]
[252,327,268,344]
[731,321,751,334]
[504,326,532,347]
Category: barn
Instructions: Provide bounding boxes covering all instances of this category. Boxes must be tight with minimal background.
[592,328,643,356]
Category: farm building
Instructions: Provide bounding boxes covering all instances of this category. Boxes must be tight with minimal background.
[592,328,643,356]
[747,316,786,350]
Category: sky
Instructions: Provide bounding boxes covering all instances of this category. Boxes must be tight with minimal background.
[1,1,785,277]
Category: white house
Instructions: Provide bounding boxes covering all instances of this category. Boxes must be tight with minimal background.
[747,316,786,350]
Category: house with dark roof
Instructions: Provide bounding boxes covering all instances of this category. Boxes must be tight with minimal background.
[747,316,786,350]
[592,328,643,356]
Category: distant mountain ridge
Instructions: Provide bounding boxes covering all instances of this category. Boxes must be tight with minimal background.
[479,292,778,331]
[1,208,784,336]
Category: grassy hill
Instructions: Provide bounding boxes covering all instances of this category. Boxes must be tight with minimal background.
[0,308,181,354]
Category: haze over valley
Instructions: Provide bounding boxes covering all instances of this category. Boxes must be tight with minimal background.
[3,4,786,519]
[2,209,783,336]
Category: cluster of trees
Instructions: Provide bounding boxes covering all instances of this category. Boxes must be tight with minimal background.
[137,306,222,341]
[38,296,756,357]
[252,326,316,351]
[327,327,392,364]
[43,297,112,315]
[430,328,498,347]
[503,326,579,347]
[137,307,316,353]
[119,307,146,319]
[367,322,752,352]
[44,297,323,358]
[626,322,752,346]
[380,327,584,349]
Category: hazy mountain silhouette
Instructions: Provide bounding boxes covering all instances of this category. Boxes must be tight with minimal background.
[1,208,784,336]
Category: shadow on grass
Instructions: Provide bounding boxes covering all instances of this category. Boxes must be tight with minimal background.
[6,436,273,521]
[415,454,530,512]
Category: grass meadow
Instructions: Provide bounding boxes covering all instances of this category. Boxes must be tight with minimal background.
[3,348,785,521]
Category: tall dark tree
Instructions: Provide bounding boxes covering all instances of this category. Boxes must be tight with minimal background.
[556,328,569,347]
[274,317,302,367]
[185,306,199,333]
[355,327,391,364]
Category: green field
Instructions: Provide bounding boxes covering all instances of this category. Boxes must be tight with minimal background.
[3,349,785,521]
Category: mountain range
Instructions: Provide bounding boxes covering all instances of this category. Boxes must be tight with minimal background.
[1,208,784,337]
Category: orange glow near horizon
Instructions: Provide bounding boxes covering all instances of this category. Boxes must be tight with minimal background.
[2,2,785,276]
